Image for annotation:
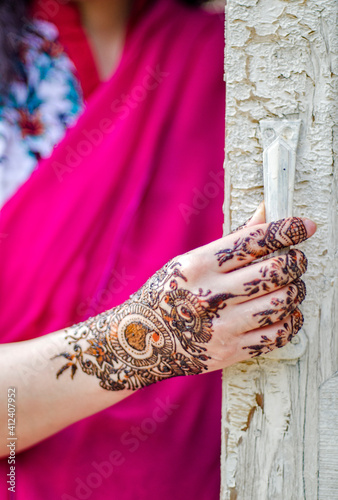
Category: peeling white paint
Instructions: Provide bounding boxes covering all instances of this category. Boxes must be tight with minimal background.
[319,373,338,499]
[221,0,337,498]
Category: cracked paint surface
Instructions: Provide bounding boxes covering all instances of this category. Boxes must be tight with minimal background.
[222,0,337,498]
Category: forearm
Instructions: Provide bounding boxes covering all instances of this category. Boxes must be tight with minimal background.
[0,256,221,456]
[0,325,133,457]
[0,216,316,458]
[0,258,208,457]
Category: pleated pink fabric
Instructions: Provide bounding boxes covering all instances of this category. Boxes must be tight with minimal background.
[0,1,225,498]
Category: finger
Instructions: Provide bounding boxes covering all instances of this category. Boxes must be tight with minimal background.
[245,201,266,228]
[239,308,304,358]
[213,249,307,304]
[227,279,306,335]
[232,202,266,232]
[214,216,316,272]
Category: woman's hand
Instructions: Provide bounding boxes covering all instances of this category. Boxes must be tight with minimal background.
[1,213,315,456]
[53,215,316,391]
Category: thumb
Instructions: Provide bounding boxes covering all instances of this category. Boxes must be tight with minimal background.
[245,201,266,228]
[231,202,266,234]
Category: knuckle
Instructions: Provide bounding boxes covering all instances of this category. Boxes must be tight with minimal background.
[296,249,308,272]
[294,278,306,303]
[286,249,308,278]
[291,308,304,332]
[278,308,304,344]
[274,327,289,348]
[288,278,306,305]
[177,253,206,284]
[177,254,195,276]
[281,309,304,343]
[265,248,308,288]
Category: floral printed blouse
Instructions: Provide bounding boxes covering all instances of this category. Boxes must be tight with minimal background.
[0,20,83,207]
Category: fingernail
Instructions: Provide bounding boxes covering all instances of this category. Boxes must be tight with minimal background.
[302,218,317,238]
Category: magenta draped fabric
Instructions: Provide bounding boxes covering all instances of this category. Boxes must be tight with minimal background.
[0,1,225,498]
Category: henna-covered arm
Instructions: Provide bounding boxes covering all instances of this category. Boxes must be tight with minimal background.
[0,215,316,456]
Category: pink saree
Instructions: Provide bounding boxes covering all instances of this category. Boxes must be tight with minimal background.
[0,1,225,498]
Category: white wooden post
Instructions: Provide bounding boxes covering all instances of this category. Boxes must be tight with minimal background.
[221,0,337,498]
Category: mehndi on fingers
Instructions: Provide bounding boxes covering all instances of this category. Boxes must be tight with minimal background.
[52,218,311,390]
[216,217,308,266]
[242,308,304,357]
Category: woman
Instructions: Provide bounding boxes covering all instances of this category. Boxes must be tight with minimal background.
[0,1,315,499]
[0,0,83,206]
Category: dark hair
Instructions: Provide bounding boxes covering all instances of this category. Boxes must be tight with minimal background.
[0,0,32,89]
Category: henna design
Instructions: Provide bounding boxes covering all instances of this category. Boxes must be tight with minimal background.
[53,221,309,389]
[242,308,304,357]
[216,218,308,266]
[231,219,251,233]
[240,249,307,298]
[251,278,306,327]
[52,261,232,391]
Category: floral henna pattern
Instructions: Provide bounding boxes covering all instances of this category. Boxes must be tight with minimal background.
[216,218,308,266]
[53,221,309,390]
[241,249,308,298]
[53,261,233,391]
[251,279,306,327]
[243,308,304,357]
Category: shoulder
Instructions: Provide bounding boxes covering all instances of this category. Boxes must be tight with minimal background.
[20,20,71,69]
[0,18,83,154]
[17,19,83,116]
[25,18,60,43]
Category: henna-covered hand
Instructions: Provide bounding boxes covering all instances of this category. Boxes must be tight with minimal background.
[52,216,316,391]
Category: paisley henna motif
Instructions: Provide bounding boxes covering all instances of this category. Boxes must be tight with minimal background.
[53,219,309,390]
[53,261,231,390]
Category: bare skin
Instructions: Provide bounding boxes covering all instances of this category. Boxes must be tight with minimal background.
[0,209,316,456]
[74,0,133,80]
